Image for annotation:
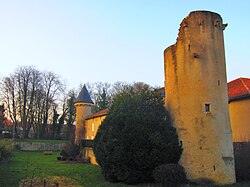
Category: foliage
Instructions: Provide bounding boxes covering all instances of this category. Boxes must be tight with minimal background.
[0,139,13,162]
[59,142,82,162]
[81,139,94,148]
[85,82,112,113]
[153,164,187,187]
[64,89,77,141]
[94,87,182,184]
[96,87,110,111]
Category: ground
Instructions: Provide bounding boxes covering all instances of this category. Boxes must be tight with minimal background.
[0,145,249,186]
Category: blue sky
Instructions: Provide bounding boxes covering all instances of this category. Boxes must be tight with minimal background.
[0,1,249,90]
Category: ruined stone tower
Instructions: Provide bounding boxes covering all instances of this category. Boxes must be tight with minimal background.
[164,11,235,184]
[74,85,94,144]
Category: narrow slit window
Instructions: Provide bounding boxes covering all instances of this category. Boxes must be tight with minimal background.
[218,80,220,86]
[213,165,216,171]
[205,104,210,112]
[180,141,183,147]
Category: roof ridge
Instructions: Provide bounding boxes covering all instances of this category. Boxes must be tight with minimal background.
[240,78,250,94]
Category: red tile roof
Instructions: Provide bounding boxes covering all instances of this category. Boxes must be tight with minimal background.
[228,78,250,99]
[86,108,109,120]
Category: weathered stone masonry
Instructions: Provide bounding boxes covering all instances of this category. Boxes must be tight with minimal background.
[164,11,235,185]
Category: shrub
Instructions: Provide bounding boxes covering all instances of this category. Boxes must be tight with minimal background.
[58,142,82,162]
[0,139,14,162]
[94,87,182,184]
[153,163,187,187]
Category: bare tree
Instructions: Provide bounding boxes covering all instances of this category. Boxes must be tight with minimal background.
[1,75,18,136]
[39,71,64,138]
[0,66,64,139]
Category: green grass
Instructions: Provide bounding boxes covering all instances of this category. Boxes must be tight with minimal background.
[0,150,250,187]
[0,151,134,187]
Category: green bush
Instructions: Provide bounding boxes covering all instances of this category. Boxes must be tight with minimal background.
[94,87,182,184]
[0,139,14,162]
[81,139,94,148]
[153,163,187,187]
[59,142,81,161]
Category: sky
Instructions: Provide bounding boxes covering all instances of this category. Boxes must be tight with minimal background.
[0,1,249,90]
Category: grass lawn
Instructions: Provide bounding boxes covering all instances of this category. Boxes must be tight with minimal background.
[0,151,134,187]
[0,151,250,187]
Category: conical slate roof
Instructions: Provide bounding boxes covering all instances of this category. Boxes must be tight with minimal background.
[75,85,94,104]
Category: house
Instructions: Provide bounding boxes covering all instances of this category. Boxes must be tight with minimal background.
[228,78,250,142]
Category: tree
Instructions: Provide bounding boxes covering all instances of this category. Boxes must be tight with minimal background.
[0,104,5,131]
[50,107,60,139]
[39,71,64,138]
[95,87,110,111]
[85,82,112,112]
[94,87,182,184]
[1,75,18,136]
[15,66,42,138]
[65,89,76,141]
[0,66,64,138]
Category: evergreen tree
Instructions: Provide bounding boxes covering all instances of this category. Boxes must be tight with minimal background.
[65,89,76,141]
[94,87,182,184]
[96,88,110,111]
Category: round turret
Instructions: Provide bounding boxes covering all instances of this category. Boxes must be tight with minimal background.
[164,11,235,185]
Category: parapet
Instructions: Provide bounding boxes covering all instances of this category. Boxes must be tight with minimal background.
[177,10,227,42]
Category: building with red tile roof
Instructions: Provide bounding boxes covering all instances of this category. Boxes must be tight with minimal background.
[86,108,109,120]
[228,78,250,142]
[228,78,250,101]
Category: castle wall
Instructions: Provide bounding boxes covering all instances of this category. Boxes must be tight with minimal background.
[84,147,98,165]
[229,98,250,142]
[164,11,235,184]
[85,115,106,140]
[74,103,92,144]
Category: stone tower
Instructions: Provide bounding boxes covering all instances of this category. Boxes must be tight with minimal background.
[74,85,94,144]
[164,11,235,184]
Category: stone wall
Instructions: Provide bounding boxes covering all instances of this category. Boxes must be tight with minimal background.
[164,11,235,185]
[234,142,250,181]
[12,142,66,151]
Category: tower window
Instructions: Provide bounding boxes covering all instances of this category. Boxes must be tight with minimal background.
[205,104,210,112]
[213,165,216,171]
[218,80,220,86]
[180,141,183,147]
[193,53,199,58]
